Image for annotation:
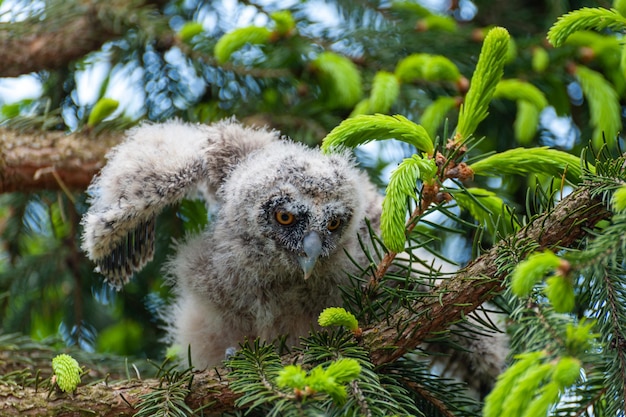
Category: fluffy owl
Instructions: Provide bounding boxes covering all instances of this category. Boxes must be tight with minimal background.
[81,119,506,392]
[82,119,383,368]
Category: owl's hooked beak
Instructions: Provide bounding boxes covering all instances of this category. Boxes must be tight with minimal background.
[299,231,322,280]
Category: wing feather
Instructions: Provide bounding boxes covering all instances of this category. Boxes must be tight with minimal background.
[81,119,278,288]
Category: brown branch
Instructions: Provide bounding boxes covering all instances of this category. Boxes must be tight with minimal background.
[0,368,238,416]
[0,0,164,78]
[0,127,121,193]
[365,185,611,365]
[0,183,610,415]
[400,379,457,417]
[0,5,111,77]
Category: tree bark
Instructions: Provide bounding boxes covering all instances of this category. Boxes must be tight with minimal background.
[0,184,611,416]
[0,127,120,193]
[0,368,237,416]
[0,4,112,78]
[0,0,163,78]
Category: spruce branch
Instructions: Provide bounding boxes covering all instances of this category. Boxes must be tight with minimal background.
[469,147,588,184]
[547,7,626,47]
[493,79,548,109]
[0,127,120,193]
[381,155,438,252]
[455,27,510,141]
[364,184,610,365]
[321,114,434,155]
[0,0,166,78]
[368,71,401,114]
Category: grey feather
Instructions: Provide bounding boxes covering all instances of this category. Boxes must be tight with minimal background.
[81,119,278,288]
[81,119,507,395]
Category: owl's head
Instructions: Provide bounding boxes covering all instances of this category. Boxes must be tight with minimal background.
[216,141,366,279]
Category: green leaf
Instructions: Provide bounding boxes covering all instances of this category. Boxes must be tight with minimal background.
[545,274,575,313]
[531,47,550,73]
[514,100,540,145]
[391,0,432,17]
[492,80,548,144]
[422,55,462,81]
[469,147,589,184]
[369,71,400,114]
[484,351,545,417]
[178,22,204,43]
[322,114,434,155]
[52,354,81,393]
[494,79,548,109]
[456,27,510,140]
[621,42,626,81]
[324,358,361,384]
[318,307,359,331]
[349,98,371,117]
[547,7,626,47]
[520,382,560,417]
[574,65,621,149]
[565,320,598,354]
[417,15,457,33]
[552,356,581,387]
[612,185,626,212]
[502,363,553,417]
[271,10,295,36]
[395,53,461,83]
[312,52,363,109]
[510,250,561,296]
[307,366,348,404]
[419,96,458,139]
[617,0,626,16]
[276,364,307,389]
[390,1,431,17]
[381,155,437,252]
[87,98,119,127]
[453,187,517,237]
[565,30,621,58]
[214,26,271,64]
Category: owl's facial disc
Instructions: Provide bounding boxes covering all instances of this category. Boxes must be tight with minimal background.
[299,231,322,280]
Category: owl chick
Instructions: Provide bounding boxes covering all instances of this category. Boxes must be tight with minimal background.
[81,119,507,391]
[82,119,381,368]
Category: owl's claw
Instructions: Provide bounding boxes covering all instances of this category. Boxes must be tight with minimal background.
[299,231,322,279]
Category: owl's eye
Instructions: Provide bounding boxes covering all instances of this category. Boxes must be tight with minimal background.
[275,210,296,226]
[327,218,341,231]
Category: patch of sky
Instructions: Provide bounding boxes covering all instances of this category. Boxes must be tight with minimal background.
[539,107,579,150]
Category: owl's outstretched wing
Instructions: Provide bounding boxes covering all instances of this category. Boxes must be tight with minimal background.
[81,119,278,288]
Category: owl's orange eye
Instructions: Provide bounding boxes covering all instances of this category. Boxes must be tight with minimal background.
[327,218,341,231]
[275,211,296,226]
